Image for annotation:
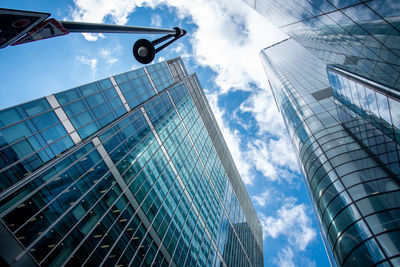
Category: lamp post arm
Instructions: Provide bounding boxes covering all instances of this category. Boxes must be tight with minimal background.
[59,21,177,35]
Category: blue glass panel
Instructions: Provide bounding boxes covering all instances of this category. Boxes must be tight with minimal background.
[22,98,51,117]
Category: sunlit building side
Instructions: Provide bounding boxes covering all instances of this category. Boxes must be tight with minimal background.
[0,58,263,267]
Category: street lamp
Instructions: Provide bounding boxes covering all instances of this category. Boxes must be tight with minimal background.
[0,8,187,64]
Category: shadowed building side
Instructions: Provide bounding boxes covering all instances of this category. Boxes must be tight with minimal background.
[245,0,400,91]
[261,39,400,267]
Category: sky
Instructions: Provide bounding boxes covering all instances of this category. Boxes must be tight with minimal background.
[1,1,330,266]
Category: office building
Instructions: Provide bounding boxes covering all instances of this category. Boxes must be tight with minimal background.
[0,58,263,267]
[327,64,400,179]
[261,38,400,267]
[244,1,400,265]
[245,0,400,91]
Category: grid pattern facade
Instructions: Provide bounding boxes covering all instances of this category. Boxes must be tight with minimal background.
[261,39,400,267]
[0,58,263,267]
[327,65,400,178]
[245,0,400,91]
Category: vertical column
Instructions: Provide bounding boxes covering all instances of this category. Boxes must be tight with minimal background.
[46,94,82,144]
[91,136,173,265]
[110,76,131,112]
[165,60,177,83]
[178,57,189,77]
[144,66,158,94]
[140,106,179,177]
[92,137,131,193]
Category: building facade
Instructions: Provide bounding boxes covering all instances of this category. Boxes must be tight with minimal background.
[327,64,400,179]
[0,58,263,267]
[245,0,400,91]
[245,1,400,265]
[261,38,400,267]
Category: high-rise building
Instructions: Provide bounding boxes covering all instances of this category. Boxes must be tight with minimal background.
[245,0,400,91]
[327,64,400,179]
[244,1,400,266]
[261,38,400,267]
[0,58,263,267]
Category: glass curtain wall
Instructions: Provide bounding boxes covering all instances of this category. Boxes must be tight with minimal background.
[261,39,400,267]
[0,58,263,267]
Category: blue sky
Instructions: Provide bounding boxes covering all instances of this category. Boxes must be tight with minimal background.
[1,1,330,266]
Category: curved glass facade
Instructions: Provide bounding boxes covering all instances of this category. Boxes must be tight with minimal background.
[245,0,400,91]
[261,39,400,266]
[0,58,263,266]
[327,65,400,178]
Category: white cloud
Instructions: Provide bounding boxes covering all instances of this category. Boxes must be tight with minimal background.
[175,0,285,94]
[157,56,166,62]
[81,33,103,41]
[246,138,300,182]
[151,13,162,27]
[207,89,298,184]
[100,48,119,65]
[171,42,183,53]
[100,49,111,57]
[272,246,317,267]
[77,55,98,72]
[252,189,272,207]
[260,198,316,251]
[273,247,295,267]
[240,89,285,136]
[107,58,118,64]
[70,0,150,41]
[71,0,147,24]
[240,89,301,182]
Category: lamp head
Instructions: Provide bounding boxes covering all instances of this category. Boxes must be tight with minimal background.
[133,39,155,64]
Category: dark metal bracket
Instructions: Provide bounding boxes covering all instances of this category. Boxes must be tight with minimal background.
[133,27,187,64]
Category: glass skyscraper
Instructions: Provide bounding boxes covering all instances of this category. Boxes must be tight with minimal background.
[244,0,400,91]
[245,1,400,266]
[327,64,400,179]
[262,38,400,266]
[0,58,263,267]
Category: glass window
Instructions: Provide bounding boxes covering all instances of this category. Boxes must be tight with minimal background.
[63,101,87,117]
[98,78,113,90]
[365,89,379,116]
[323,190,352,225]
[334,220,371,264]
[79,82,99,96]
[366,209,400,235]
[22,98,51,117]
[41,124,69,144]
[356,190,400,216]
[375,92,392,124]
[388,97,400,129]
[51,137,74,155]
[55,89,80,105]
[87,93,106,107]
[0,122,32,147]
[0,107,24,128]
[342,238,385,267]
[348,178,399,201]
[327,204,361,245]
